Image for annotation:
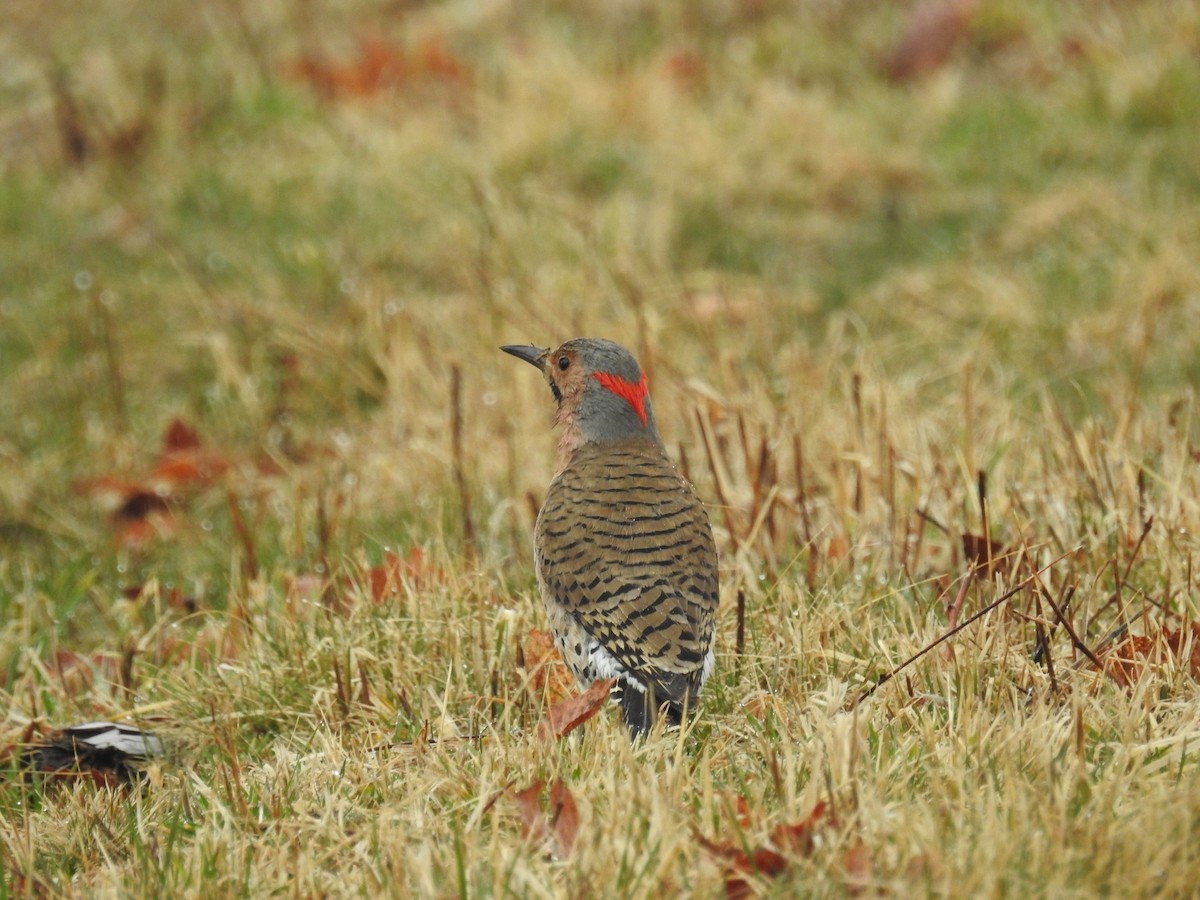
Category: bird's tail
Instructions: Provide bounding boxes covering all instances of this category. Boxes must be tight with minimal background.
[616,679,688,738]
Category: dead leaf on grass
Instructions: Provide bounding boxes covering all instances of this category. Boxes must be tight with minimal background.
[537,677,615,740]
[283,34,470,100]
[884,0,980,83]
[367,547,446,603]
[77,417,231,549]
[961,532,1011,575]
[522,629,576,705]
[697,801,834,896]
[1099,625,1200,688]
[511,778,579,859]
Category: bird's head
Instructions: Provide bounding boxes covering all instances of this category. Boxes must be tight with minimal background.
[501,338,660,447]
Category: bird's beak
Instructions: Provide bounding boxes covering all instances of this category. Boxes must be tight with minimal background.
[500,344,550,372]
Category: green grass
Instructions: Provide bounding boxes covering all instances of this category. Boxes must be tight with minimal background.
[3,0,1200,895]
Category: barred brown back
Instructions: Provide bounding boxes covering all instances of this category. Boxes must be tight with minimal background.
[535,437,718,733]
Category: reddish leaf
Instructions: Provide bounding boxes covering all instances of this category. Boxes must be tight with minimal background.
[413,35,470,84]
[77,418,233,548]
[1101,626,1200,688]
[282,37,403,98]
[151,450,230,490]
[1101,634,1156,688]
[548,779,580,858]
[153,419,232,488]
[162,417,202,453]
[368,562,395,602]
[664,49,707,88]
[522,629,576,705]
[512,780,547,841]
[283,34,469,100]
[826,534,850,561]
[961,532,1010,575]
[735,794,752,830]
[365,547,447,604]
[538,677,616,740]
[741,691,782,722]
[111,495,177,550]
[884,0,980,83]
[769,801,830,856]
[511,778,579,859]
[695,829,787,878]
[1165,625,1200,680]
[698,801,834,895]
[841,840,873,892]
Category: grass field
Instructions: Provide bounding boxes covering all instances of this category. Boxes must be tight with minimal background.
[3,0,1200,895]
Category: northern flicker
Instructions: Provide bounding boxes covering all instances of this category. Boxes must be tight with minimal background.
[502,338,718,736]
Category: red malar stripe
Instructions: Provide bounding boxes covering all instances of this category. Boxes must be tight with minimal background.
[592,371,649,426]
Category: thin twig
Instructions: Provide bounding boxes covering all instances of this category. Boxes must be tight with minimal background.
[852,550,1075,707]
[735,587,746,679]
[695,407,737,551]
[451,364,478,561]
[941,565,977,661]
[226,489,259,582]
[1032,589,1059,694]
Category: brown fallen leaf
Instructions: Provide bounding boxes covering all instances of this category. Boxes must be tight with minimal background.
[76,416,231,549]
[522,629,576,705]
[697,801,834,897]
[548,780,579,857]
[1101,633,1156,688]
[1165,625,1200,680]
[663,48,707,89]
[52,650,125,697]
[162,417,201,452]
[826,534,850,561]
[367,547,446,603]
[1099,626,1200,689]
[695,829,788,874]
[961,532,1011,575]
[282,34,470,100]
[884,0,980,83]
[841,840,873,893]
[769,801,831,856]
[150,416,230,491]
[511,778,580,859]
[538,678,616,740]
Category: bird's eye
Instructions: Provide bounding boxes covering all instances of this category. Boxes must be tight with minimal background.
[557,356,570,371]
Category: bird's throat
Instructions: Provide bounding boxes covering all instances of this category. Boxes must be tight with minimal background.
[555,408,585,473]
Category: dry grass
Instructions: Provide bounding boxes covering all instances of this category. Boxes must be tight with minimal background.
[3,0,1200,896]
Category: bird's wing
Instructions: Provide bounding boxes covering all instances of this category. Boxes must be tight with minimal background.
[536,443,718,700]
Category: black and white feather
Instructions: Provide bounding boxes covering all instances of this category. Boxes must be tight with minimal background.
[21,721,164,783]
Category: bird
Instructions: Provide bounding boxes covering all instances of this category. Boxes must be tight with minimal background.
[501,338,718,736]
[21,721,164,785]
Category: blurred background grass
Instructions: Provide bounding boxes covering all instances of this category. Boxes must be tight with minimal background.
[3,0,1199,665]
[3,1,1200,894]
[2,0,1198,672]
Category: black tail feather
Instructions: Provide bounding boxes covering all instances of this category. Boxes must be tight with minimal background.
[614,679,686,738]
